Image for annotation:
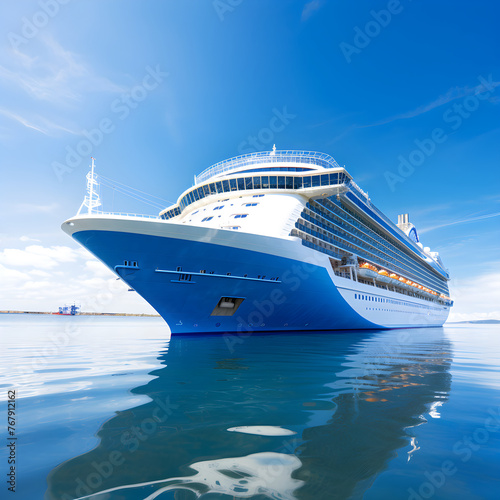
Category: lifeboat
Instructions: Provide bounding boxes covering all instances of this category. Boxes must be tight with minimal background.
[357,262,446,301]
[397,276,411,290]
[377,269,391,283]
[358,262,380,279]
[358,267,379,279]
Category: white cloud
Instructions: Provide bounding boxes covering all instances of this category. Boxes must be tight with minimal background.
[0,245,79,269]
[0,263,31,287]
[29,269,51,278]
[301,0,325,21]
[0,243,156,314]
[84,259,113,278]
[447,269,500,322]
[20,235,41,242]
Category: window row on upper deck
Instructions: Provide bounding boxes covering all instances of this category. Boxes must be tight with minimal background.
[160,172,349,220]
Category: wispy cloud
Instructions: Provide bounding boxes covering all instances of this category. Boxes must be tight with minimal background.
[1,34,126,105]
[0,108,48,134]
[419,211,500,234]
[362,78,500,129]
[327,124,358,145]
[20,236,41,243]
[15,202,60,214]
[0,107,80,136]
[301,0,325,22]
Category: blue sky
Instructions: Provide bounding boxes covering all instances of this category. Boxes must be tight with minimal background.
[0,0,499,320]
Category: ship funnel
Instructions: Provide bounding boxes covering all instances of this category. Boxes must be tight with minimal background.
[397,213,409,225]
[397,213,418,242]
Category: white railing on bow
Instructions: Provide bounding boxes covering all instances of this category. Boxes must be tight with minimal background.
[88,211,159,219]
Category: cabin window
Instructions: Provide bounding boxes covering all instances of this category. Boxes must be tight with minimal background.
[202,217,213,221]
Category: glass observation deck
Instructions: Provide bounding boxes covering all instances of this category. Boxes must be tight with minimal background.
[160,170,351,219]
[194,150,342,185]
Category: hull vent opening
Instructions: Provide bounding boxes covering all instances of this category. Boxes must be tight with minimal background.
[211,297,245,316]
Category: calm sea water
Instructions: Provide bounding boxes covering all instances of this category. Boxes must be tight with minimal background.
[0,315,499,500]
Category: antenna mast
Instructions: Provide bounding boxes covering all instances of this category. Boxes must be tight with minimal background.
[78,157,101,215]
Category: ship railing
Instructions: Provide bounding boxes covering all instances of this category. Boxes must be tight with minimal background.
[87,211,159,219]
[348,180,370,201]
[195,150,341,184]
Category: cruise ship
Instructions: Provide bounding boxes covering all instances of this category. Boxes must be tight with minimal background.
[62,150,452,333]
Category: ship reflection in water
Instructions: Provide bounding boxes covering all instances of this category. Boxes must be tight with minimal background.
[46,328,452,500]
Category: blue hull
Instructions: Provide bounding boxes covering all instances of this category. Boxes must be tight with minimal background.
[73,229,381,334]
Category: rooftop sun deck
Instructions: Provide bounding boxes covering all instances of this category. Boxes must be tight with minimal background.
[194,150,341,184]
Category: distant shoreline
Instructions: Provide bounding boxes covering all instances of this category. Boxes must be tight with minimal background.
[446,319,500,325]
[1,311,498,324]
[0,311,160,317]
